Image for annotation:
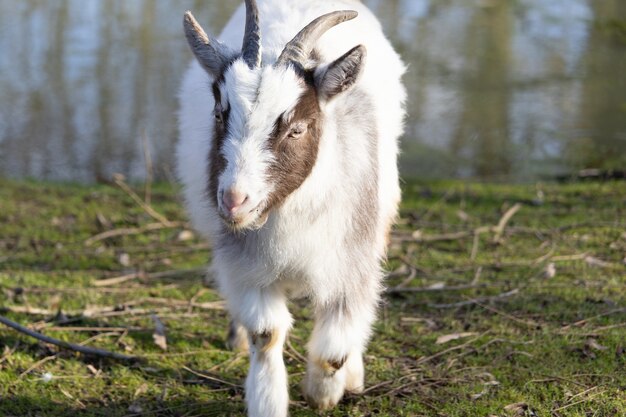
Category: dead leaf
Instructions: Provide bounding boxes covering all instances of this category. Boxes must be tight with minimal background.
[436,332,477,345]
[542,262,556,279]
[96,212,112,230]
[118,252,131,267]
[151,314,167,351]
[584,256,614,268]
[456,210,470,222]
[503,402,528,416]
[59,388,74,400]
[86,364,100,376]
[585,338,608,352]
[177,230,195,241]
[133,383,149,399]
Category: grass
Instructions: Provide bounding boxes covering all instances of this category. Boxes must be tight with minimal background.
[0,177,624,416]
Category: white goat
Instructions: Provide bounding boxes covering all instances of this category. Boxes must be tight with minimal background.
[177,1,405,415]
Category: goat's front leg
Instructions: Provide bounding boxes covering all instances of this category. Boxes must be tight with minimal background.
[225,286,292,417]
[303,293,378,409]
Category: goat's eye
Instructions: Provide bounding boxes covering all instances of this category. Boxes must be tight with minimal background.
[213,103,225,125]
[288,123,307,139]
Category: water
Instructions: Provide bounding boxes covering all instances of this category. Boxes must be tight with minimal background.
[0,0,625,182]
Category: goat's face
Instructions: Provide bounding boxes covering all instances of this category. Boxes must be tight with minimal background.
[183,5,365,231]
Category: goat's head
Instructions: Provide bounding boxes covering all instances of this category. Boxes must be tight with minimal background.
[183,1,365,231]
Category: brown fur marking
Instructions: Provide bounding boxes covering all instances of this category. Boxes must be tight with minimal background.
[251,329,280,353]
[263,70,322,213]
[208,80,229,208]
[314,355,348,377]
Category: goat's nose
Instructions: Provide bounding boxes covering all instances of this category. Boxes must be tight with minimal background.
[222,189,248,213]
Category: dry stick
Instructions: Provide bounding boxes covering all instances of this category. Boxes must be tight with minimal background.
[285,337,307,364]
[187,288,207,314]
[182,366,242,388]
[551,389,606,413]
[141,130,153,206]
[550,253,588,262]
[393,225,493,244]
[397,230,472,243]
[471,266,483,285]
[92,267,205,287]
[0,342,18,365]
[416,334,485,365]
[474,300,539,328]
[577,322,626,336]
[387,283,487,294]
[0,315,138,362]
[560,308,626,331]
[493,203,522,243]
[92,272,141,287]
[113,174,172,226]
[387,266,417,292]
[44,326,132,332]
[429,288,519,309]
[85,221,186,246]
[470,230,480,260]
[396,204,522,245]
[1,305,58,316]
[420,189,453,223]
[18,354,58,379]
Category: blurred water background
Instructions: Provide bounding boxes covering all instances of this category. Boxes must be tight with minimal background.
[0,0,624,182]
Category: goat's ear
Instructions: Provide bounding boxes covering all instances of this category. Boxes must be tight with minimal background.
[184,11,235,77]
[315,45,366,101]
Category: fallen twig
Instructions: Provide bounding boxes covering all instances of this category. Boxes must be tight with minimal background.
[92,267,206,287]
[416,333,485,365]
[92,272,142,287]
[493,203,522,243]
[560,308,626,331]
[182,366,241,388]
[474,301,540,328]
[0,315,138,362]
[85,221,187,246]
[140,130,153,206]
[112,174,171,226]
[18,354,58,379]
[429,289,519,309]
[470,230,481,260]
[386,283,487,294]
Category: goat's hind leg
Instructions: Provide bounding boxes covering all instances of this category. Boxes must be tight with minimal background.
[226,319,249,352]
[303,296,376,409]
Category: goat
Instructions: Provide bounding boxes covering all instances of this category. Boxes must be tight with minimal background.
[177,1,405,415]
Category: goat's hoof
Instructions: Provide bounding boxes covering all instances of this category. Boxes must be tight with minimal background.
[305,395,340,411]
[302,366,345,410]
[344,354,365,394]
[226,320,249,352]
[345,383,364,394]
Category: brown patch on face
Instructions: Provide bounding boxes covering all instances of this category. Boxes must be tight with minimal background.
[208,80,230,208]
[263,70,323,213]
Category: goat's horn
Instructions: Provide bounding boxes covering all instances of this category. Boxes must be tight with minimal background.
[276,10,358,68]
[241,0,261,68]
[184,11,233,76]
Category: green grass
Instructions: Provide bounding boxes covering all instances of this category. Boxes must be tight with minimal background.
[0,178,625,416]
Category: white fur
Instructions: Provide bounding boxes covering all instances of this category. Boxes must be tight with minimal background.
[177,1,405,415]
